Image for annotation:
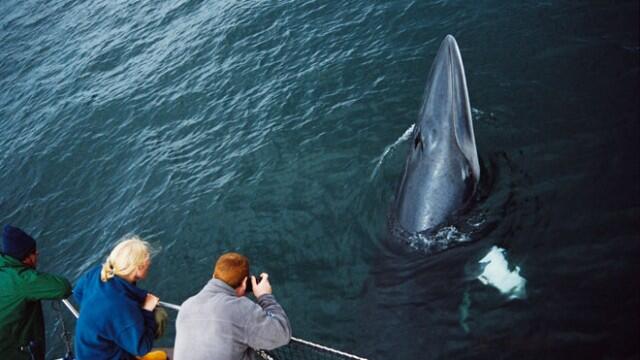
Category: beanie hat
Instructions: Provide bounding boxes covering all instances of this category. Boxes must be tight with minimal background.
[2,225,37,261]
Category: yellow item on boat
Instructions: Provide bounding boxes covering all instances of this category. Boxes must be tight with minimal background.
[138,350,167,360]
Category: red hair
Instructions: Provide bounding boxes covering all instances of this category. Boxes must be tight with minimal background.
[214,252,249,288]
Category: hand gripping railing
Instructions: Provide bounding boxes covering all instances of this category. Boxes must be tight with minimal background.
[61,299,368,360]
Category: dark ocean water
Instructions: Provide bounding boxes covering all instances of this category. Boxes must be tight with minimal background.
[1,1,638,359]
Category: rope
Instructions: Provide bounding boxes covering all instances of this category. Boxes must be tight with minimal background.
[288,337,368,360]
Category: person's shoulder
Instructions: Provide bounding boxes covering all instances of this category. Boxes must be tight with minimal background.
[236,295,262,310]
[14,266,71,299]
[205,291,255,311]
[178,284,217,310]
[75,264,98,278]
[0,264,38,286]
[74,265,99,286]
[18,265,58,281]
[87,265,102,277]
[179,294,199,310]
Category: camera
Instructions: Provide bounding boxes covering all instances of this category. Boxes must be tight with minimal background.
[245,274,263,293]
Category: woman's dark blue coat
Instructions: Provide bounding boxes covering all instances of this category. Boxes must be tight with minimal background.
[73,266,156,360]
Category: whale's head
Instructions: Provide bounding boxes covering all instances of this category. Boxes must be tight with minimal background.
[393,35,480,234]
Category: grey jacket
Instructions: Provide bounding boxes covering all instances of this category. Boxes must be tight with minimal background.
[173,278,291,360]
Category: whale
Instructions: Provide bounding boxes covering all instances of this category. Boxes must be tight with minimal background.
[393,35,480,234]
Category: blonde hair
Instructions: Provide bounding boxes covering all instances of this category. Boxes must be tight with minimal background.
[100,235,151,282]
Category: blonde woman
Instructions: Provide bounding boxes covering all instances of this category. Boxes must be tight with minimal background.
[73,236,160,360]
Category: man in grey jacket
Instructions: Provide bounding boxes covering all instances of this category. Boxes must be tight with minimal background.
[174,252,291,360]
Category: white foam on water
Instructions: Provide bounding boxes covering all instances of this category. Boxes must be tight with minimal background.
[405,225,471,253]
[370,123,415,180]
[471,107,484,117]
[477,246,527,300]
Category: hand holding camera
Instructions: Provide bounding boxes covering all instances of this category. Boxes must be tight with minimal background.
[248,273,272,298]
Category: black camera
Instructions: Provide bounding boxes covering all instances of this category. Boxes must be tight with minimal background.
[245,274,263,293]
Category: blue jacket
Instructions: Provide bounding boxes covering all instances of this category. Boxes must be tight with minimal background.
[73,266,156,360]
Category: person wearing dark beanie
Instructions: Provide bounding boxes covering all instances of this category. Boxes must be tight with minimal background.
[2,225,37,262]
[0,224,72,360]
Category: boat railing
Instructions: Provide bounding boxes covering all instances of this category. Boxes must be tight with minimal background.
[59,299,368,360]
